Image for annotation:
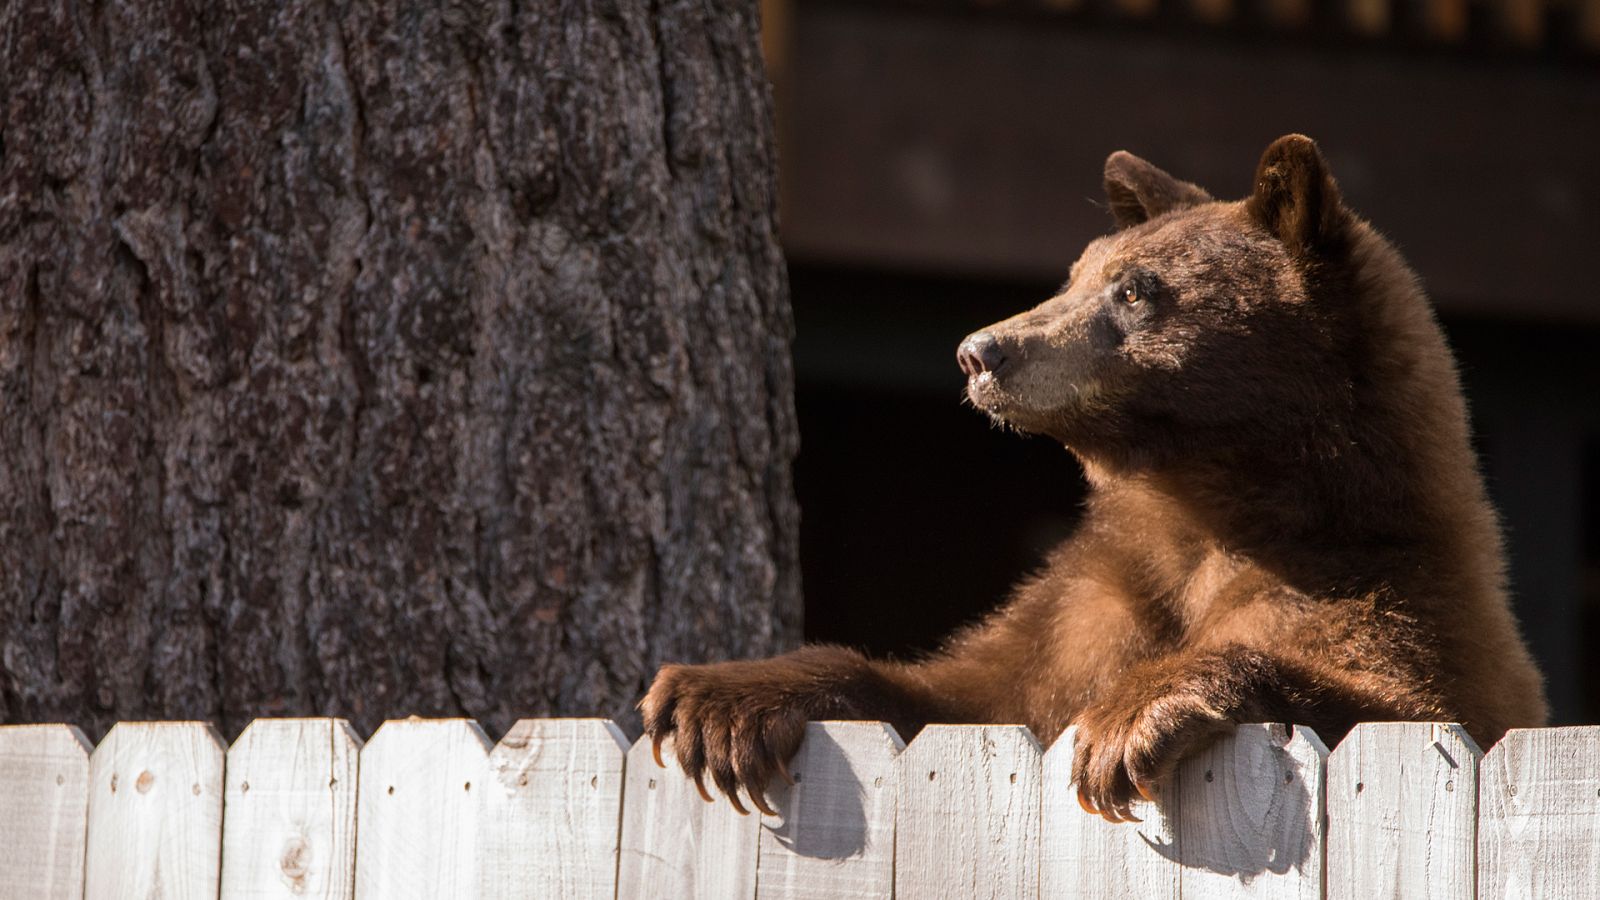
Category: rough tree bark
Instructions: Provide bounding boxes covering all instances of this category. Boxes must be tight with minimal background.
[0,0,800,740]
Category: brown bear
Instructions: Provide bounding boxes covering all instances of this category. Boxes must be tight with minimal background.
[640,134,1548,822]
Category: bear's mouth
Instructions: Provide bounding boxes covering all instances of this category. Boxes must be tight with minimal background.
[966,365,1109,438]
[964,371,1004,412]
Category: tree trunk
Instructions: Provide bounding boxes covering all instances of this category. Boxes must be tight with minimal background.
[0,0,800,740]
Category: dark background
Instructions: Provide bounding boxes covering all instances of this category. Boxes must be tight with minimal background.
[765,0,1600,725]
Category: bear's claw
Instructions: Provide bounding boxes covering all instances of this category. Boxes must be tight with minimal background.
[638,659,812,818]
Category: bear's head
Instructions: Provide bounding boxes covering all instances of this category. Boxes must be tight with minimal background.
[960,134,1385,474]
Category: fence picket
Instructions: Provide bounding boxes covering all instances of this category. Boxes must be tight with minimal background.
[220,718,363,899]
[18,716,1600,892]
[1326,722,1478,900]
[0,724,92,900]
[83,722,226,900]
[894,724,1042,900]
[616,734,761,899]
[477,718,629,900]
[1176,723,1327,900]
[1479,726,1600,899]
[755,721,903,899]
[353,718,492,900]
[1040,725,1180,899]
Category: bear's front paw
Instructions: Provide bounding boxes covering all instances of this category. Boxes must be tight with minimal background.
[1070,690,1234,823]
[639,662,810,816]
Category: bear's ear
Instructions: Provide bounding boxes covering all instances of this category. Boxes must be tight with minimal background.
[1103,151,1213,229]
[1246,134,1350,256]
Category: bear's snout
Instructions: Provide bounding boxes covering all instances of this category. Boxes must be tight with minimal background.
[958,332,1007,378]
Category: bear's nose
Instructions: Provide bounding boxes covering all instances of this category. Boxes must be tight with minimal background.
[957,332,1006,377]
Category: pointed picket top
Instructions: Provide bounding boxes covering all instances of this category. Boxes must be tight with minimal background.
[1175,723,1328,900]
[477,718,630,900]
[894,724,1044,900]
[221,718,363,899]
[1041,725,1180,899]
[756,721,905,900]
[0,724,93,900]
[1479,725,1600,900]
[83,721,227,900]
[616,732,762,900]
[354,718,494,900]
[1326,722,1478,900]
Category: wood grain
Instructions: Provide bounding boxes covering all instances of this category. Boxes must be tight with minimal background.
[1040,725,1179,899]
[1326,722,1478,900]
[893,724,1043,900]
[221,718,363,899]
[1479,726,1600,899]
[353,718,492,900]
[756,721,904,899]
[615,732,761,899]
[0,724,92,900]
[477,718,630,900]
[1175,724,1327,900]
[82,722,226,900]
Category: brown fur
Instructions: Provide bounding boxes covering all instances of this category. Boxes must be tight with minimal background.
[640,135,1548,822]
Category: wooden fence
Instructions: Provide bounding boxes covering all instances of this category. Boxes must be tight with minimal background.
[2,718,1597,898]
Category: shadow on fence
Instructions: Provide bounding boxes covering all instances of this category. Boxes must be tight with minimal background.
[3,716,1598,898]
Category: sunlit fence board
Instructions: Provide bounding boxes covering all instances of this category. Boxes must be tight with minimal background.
[1175,723,1327,900]
[1479,726,1600,900]
[353,718,492,900]
[478,718,630,900]
[1327,722,1479,900]
[0,724,92,900]
[756,721,903,899]
[616,733,761,899]
[894,724,1043,900]
[20,716,1600,895]
[1040,725,1180,899]
[83,722,226,900]
[221,718,363,899]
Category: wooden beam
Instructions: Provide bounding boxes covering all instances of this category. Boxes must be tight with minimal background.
[781,5,1600,320]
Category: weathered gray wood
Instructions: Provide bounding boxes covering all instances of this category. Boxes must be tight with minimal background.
[221,718,363,899]
[1479,726,1600,899]
[756,721,904,899]
[1040,725,1180,899]
[353,718,492,900]
[1326,722,1479,900]
[477,718,630,900]
[616,734,761,900]
[0,724,92,900]
[893,724,1043,900]
[1175,724,1327,900]
[83,722,226,900]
